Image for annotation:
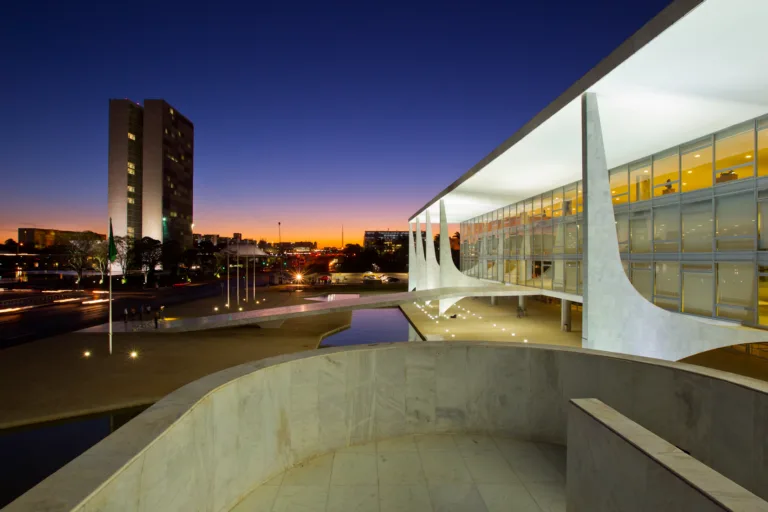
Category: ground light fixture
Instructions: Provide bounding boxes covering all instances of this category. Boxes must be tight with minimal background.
[239,307,243,311]
[214,306,219,312]
[129,350,138,359]
[83,350,91,358]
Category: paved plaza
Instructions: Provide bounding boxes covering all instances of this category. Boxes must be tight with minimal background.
[401,296,582,347]
[231,434,566,512]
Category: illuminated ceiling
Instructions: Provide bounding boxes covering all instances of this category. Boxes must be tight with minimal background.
[411,0,768,223]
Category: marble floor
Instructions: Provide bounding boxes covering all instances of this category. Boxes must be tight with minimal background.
[230,433,566,512]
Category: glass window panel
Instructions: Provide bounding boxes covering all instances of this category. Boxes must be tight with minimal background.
[759,274,768,326]
[715,122,754,181]
[683,264,713,317]
[655,297,680,312]
[717,263,755,320]
[553,221,565,254]
[578,261,583,294]
[514,229,524,258]
[577,220,583,255]
[610,167,628,205]
[552,188,564,217]
[654,205,680,253]
[631,263,653,301]
[565,262,578,294]
[525,199,533,225]
[565,222,578,254]
[622,261,630,279]
[716,192,755,251]
[532,226,543,256]
[615,212,629,253]
[681,139,713,193]
[553,260,564,291]
[564,185,577,216]
[542,223,553,255]
[577,182,583,213]
[531,196,542,220]
[505,260,517,284]
[682,200,713,252]
[758,118,768,177]
[629,159,652,202]
[541,261,553,290]
[630,210,651,253]
[759,200,768,250]
[653,149,679,197]
[655,262,680,298]
[541,192,552,219]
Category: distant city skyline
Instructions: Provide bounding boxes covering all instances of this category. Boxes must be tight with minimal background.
[0,1,671,247]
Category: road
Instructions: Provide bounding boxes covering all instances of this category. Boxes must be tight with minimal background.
[0,282,225,348]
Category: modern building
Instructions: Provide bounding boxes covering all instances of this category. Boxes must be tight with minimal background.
[408,0,768,361]
[108,99,194,247]
[17,228,105,249]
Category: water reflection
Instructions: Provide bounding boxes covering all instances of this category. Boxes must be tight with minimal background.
[0,405,148,507]
[320,308,422,347]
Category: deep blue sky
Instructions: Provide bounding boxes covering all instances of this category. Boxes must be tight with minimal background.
[0,0,671,246]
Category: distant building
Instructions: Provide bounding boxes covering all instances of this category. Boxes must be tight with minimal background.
[108,99,194,247]
[202,234,219,245]
[233,233,242,242]
[18,228,105,250]
[364,230,413,253]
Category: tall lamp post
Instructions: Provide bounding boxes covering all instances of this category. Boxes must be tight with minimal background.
[278,221,282,284]
[226,242,230,308]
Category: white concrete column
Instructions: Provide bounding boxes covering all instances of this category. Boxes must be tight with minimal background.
[414,218,427,291]
[424,210,441,290]
[582,92,766,360]
[490,296,497,306]
[408,222,416,291]
[519,295,526,312]
[561,299,571,332]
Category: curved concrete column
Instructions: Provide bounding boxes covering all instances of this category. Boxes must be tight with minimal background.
[408,222,416,291]
[438,200,496,314]
[414,218,427,291]
[582,92,766,361]
[424,210,441,290]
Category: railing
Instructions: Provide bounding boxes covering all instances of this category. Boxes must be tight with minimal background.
[6,342,768,511]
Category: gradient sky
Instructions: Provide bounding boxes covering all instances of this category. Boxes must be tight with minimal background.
[0,0,671,247]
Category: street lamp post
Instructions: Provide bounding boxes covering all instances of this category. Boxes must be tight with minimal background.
[278,221,282,284]
[245,249,248,303]
[236,240,240,306]
[226,245,230,307]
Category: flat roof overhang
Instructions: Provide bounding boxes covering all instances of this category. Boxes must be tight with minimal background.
[410,0,768,223]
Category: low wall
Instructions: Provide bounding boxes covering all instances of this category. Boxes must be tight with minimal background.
[567,398,768,511]
[7,342,768,511]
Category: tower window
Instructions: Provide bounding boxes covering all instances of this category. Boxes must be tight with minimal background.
[127,197,135,204]
[128,133,136,140]
[127,185,135,193]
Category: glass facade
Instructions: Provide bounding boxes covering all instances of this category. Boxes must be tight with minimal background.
[459,114,768,328]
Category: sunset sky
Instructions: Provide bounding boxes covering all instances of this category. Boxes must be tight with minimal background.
[0,0,670,247]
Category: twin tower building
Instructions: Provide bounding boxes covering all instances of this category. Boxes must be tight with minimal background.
[107,99,194,247]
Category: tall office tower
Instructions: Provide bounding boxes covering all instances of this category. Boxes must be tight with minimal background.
[107,99,144,240]
[107,99,194,247]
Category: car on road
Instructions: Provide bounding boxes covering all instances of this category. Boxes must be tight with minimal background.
[363,274,381,281]
[381,276,400,283]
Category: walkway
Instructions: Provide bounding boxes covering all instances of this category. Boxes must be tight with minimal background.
[0,311,352,429]
[402,297,582,347]
[231,434,566,512]
[82,286,571,334]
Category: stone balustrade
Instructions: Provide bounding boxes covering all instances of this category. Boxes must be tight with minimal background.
[6,342,768,511]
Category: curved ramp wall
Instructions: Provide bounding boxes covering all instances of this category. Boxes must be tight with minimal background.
[7,342,768,511]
